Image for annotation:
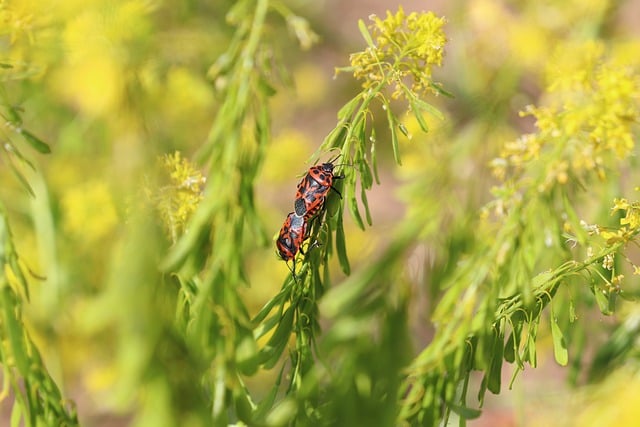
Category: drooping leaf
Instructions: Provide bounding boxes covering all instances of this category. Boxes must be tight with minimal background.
[19,129,51,154]
[550,306,568,366]
[335,211,351,275]
[357,19,375,48]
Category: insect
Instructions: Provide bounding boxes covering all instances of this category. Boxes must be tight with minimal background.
[294,156,345,220]
[276,212,308,276]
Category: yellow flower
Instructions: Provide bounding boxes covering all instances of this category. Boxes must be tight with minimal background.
[345,7,447,99]
[492,41,640,190]
[152,152,205,242]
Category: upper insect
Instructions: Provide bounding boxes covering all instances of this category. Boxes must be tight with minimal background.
[293,159,344,220]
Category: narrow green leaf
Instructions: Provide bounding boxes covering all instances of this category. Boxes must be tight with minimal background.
[254,364,286,419]
[370,130,381,184]
[9,258,30,301]
[259,306,294,369]
[398,122,409,137]
[265,397,297,426]
[504,332,515,363]
[477,374,488,405]
[6,156,35,197]
[337,95,360,120]
[360,185,372,226]
[607,291,618,315]
[592,284,612,315]
[448,402,482,420]
[321,124,348,151]
[412,105,430,133]
[550,307,568,366]
[253,287,288,324]
[385,105,401,165]
[411,96,445,121]
[19,129,51,154]
[487,330,503,394]
[527,333,537,367]
[347,194,364,231]
[357,19,375,47]
[429,81,455,98]
[1,287,29,376]
[234,387,255,423]
[335,213,351,275]
[359,158,373,190]
[4,142,35,171]
[508,365,522,390]
[618,291,636,301]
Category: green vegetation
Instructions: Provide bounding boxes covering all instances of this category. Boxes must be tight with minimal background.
[1,1,639,426]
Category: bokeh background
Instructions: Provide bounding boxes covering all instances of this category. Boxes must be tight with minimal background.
[1,0,640,425]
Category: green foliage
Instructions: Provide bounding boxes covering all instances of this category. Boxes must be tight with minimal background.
[1,1,640,426]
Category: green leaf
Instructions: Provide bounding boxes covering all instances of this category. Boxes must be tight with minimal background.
[447,402,482,420]
[487,329,503,394]
[254,364,286,419]
[361,185,372,226]
[385,105,401,165]
[1,287,29,376]
[592,284,613,315]
[527,332,537,367]
[411,104,430,133]
[4,142,35,171]
[9,258,30,301]
[337,95,361,120]
[19,129,51,154]
[347,193,364,231]
[504,331,515,363]
[6,156,35,197]
[550,307,568,366]
[253,288,289,324]
[370,130,381,184]
[429,81,455,98]
[335,212,351,275]
[359,157,373,190]
[398,122,409,137]
[233,387,255,423]
[265,397,297,426]
[258,306,294,369]
[357,19,375,48]
[411,96,445,121]
[607,291,618,314]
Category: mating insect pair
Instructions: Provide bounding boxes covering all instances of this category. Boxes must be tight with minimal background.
[276,157,344,276]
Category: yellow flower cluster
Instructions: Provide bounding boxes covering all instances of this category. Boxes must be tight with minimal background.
[599,197,640,245]
[347,7,447,99]
[153,152,205,242]
[492,41,640,191]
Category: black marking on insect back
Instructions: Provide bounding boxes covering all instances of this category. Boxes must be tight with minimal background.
[294,198,307,217]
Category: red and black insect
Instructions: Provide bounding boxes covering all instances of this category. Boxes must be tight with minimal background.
[276,212,308,276]
[294,157,345,220]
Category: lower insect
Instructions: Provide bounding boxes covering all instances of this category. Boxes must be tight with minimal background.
[276,212,308,277]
